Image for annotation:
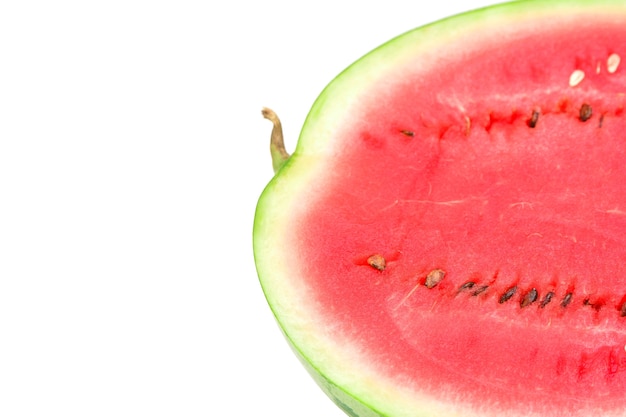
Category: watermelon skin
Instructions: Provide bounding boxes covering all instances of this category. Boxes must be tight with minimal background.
[254,1,626,416]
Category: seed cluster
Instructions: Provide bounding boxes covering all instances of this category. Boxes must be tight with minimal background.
[366,256,626,316]
[455,278,625,315]
[398,99,606,140]
[368,56,625,318]
[395,55,623,139]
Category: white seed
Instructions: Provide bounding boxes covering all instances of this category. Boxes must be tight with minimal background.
[425,269,445,289]
[608,53,621,74]
[569,69,585,87]
[596,61,601,74]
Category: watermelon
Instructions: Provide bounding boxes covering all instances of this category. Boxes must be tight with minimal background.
[253,1,626,416]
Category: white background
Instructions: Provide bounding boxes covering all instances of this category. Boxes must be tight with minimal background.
[1,1,499,416]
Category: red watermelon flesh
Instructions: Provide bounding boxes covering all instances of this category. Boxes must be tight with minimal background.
[255,2,626,416]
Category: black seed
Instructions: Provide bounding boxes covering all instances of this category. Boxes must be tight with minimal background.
[539,291,555,308]
[367,254,386,271]
[400,130,415,137]
[459,281,475,291]
[499,286,517,303]
[520,288,538,308]
[579,103,593,122]
[583,298,604,312]
[425,269,445,289]
[619,302,626,317]
[472,285,489,296]
[528,110,540,128]
[561,292,573,308]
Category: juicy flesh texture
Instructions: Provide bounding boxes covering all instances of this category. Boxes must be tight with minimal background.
[297,20,626,415]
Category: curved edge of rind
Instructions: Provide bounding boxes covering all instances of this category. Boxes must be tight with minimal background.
[253,184,387,416]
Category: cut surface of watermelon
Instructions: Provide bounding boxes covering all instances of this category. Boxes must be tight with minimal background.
[254,1,626,416]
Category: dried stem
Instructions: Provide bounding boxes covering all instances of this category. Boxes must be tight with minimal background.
[262,107,290,173]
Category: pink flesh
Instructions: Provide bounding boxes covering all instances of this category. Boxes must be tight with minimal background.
[298,21,626,415]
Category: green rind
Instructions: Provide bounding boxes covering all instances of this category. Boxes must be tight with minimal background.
[291,342,387,417]
[254,1,626,416]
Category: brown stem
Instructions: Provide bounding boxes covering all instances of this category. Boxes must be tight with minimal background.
[262,107,290,173]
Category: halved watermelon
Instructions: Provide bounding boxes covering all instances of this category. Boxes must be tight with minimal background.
[254,1,626,416]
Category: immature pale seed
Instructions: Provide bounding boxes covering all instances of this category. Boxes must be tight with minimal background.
[569,69,585,87]
[367,254,386,271]
[608,53,621,73]
[425,269,445,288]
